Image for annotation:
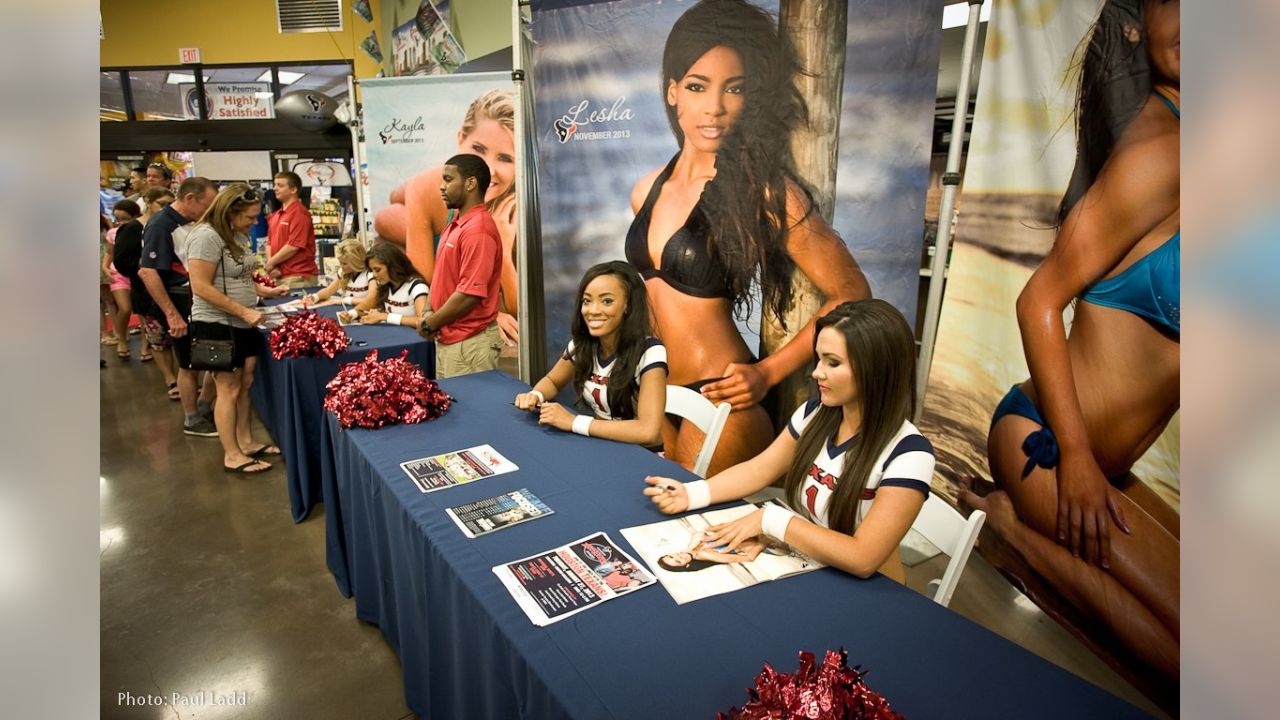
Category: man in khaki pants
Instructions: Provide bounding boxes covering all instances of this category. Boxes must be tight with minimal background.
[419,154,504,378]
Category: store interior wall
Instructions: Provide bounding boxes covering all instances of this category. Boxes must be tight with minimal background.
[102,0,513,81]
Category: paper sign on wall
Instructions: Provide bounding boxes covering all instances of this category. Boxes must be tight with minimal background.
[179,83,276,120]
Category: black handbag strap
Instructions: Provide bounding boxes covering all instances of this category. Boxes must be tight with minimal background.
[213,249,234,338]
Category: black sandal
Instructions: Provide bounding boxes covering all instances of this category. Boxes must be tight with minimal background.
[166,382,180,401]
[224,459,271,474]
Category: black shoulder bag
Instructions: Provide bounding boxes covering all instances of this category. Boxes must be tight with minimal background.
[188,251,236,371]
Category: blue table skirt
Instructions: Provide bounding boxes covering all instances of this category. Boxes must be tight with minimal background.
[249,302,434,522]
[318,371,1148,720]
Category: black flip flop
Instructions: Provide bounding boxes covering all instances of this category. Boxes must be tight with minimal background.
[224,459,271,474]
[247,444,282,458]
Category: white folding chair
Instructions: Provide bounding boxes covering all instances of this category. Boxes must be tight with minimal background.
[909,492,986,607]
[664,385,731,478]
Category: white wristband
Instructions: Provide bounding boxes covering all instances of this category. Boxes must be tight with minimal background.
[571,415,593,437]
[761,503,797,543]
[684,480,711,511]
[529,389,546,404]
[386,313,402,325]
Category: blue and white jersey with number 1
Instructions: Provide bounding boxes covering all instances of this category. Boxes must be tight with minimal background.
[563,338,667,420]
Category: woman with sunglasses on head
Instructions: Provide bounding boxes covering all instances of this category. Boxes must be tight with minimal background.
[186,183,290,474]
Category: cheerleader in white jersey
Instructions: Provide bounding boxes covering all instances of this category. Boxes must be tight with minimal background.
[303,238,378,306]
[341,243,429,328]
[644,300,934,582]
[515,261,668,448]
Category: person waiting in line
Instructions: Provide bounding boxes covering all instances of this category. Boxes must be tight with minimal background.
[137,176,219,434]
[418,154,505,378]
[514,261,667,449]
[144,162,172,191]
[187,183,290,474]
[302,238,378,306]
[99,213,118,347]
[124,166,147,214]
[114,187,176,390]
[643,300,932,583]
[340,242,429,328]
[103,199,146,360]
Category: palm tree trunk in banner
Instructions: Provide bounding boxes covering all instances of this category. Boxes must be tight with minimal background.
[765,0,848,427]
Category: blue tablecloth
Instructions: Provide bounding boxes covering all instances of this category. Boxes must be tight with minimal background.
[319,371,1148,720]
[250,301,434,522]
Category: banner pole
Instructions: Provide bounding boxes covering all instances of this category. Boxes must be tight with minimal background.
[345,74,368,245]
[512,0,546,384]
[915,0,983,420]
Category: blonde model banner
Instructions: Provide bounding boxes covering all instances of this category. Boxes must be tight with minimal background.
[362,73,521,351]
[919,0,1180,710]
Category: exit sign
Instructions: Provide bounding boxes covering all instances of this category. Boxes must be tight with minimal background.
[179,48,201,64]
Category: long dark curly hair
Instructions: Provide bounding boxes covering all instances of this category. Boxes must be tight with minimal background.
[661,0,812,326]
[1058,0,1151,226]
[567,261,653,421]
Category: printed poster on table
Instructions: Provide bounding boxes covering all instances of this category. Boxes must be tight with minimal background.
[493,532,654,626]
[399,444,517,493]
[621,502,821,605]
[446,488,554,538]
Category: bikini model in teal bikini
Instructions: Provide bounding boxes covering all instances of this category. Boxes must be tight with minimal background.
[991,93,1180,479]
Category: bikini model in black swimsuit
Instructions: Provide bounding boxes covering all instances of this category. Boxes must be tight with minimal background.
[625,154,745,392]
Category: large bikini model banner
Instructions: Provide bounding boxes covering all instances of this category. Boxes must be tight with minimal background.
[530,0,942,427]
[919,0,1179,709]
[362,73,521,350]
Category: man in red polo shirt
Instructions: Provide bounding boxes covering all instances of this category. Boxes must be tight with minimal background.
[419,154,504,378]
[264,171,318,288]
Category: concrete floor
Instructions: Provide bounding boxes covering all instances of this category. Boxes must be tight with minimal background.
[100,335,1163,719]
[100,336,411,720]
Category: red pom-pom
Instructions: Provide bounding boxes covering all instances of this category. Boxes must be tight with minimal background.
[252,270,278,288]
[323,349,451,429]
[268,310,350,359]
[718,649,902,720]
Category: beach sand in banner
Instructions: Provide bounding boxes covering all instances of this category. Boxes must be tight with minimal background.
[921,240,1180,511]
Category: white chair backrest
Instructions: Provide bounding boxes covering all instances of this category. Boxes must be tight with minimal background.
[909,492,986,607]
[664,385,731,478]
